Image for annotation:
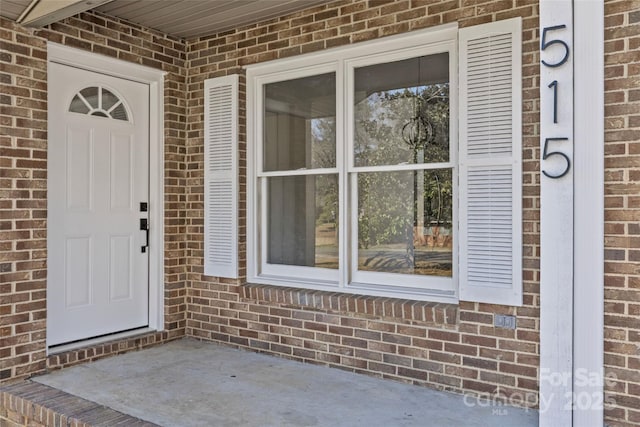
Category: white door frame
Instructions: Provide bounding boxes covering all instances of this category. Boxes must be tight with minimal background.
[47,42,166,336]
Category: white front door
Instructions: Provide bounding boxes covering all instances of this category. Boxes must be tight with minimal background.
[47,62,150,346]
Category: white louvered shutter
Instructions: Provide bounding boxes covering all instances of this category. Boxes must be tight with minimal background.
[459,18,522,306]
[204,75,238,278]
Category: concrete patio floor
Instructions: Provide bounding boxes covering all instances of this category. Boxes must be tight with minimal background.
[32,338,538,427]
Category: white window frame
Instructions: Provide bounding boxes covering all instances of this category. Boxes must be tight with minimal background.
[254,63,341,286]
[345,42,458,296]
[247,24,459,303]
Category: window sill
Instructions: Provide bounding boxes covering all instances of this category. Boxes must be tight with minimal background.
[241,283,458,327]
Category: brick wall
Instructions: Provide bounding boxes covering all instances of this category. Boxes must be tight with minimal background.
[0,12,188,381]
[1,0,637,423]
[184,0,541,407]
[603,1,640,426]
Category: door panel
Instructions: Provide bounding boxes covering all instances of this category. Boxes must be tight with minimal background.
[109,235,133,301]
[66,127,93,211]
[109,134,134,211]
[64,236,92,308]
[48,62,150,346]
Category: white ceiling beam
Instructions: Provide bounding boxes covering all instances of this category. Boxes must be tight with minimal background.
[18,0,113,27]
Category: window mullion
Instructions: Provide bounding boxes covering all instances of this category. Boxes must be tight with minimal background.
[259,176,268,275]
[257,168,339,178]
[348,172,358,288]
[337,57,348,290]
[349,162,455,174]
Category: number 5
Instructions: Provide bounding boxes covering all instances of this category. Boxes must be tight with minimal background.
[541,25,569,67]
[542,137,571,179]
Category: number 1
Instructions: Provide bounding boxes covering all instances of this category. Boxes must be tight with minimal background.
[548,80,558,123]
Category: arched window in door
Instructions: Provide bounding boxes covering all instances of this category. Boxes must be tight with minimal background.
[69,86,130,121]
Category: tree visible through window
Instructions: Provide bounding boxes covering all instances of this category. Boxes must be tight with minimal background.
[242,19,522,303]
[247,25,465,300]
[353,53,452,277]
[256,51,453,288]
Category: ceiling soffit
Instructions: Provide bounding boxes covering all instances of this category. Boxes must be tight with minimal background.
[1,0,332,40]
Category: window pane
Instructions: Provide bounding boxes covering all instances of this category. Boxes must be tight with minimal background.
[69,94,90,114]
[80,87,99,109]
[101,88,120,111]
[264,73,336,171]
[354,53,449,167]
[267,174,338,269]
[357,169,452,276]
[111,104,128,121]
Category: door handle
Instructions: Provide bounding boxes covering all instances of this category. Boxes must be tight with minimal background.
[140,218,149,253]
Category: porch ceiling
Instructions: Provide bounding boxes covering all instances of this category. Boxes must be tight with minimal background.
[0,0,334,40]
[0,0,32,21]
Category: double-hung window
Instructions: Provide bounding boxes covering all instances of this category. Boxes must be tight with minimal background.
[209,19,523,305]
[256,67,340,284]
[347,47,456,299]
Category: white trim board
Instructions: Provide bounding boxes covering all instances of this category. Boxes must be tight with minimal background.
[539,1,575,423]
[538,1,605,426]
[572,1,604,426]
[46,42,166,341]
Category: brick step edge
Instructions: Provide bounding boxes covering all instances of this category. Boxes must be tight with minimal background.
[0,381,157,426]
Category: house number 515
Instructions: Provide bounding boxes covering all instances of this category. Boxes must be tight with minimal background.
[541,24,571,179]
